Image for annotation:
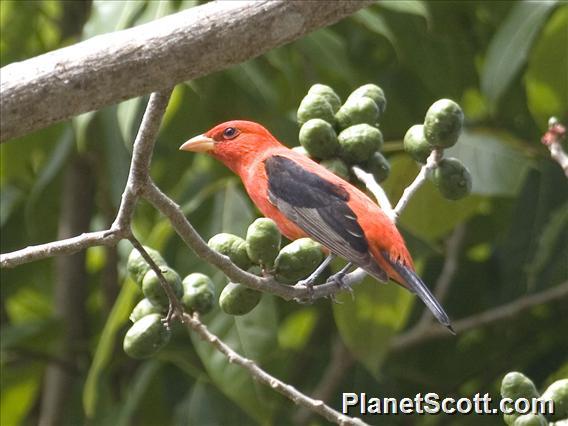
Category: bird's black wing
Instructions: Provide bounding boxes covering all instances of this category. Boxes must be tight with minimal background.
[264,155,387,282]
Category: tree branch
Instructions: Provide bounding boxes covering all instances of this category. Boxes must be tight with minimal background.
[414,224,466,328]
[183,313,368,426]
[0,0,373,142]
[352,165,394,220]
[392,149,443,220]
[0,230,120,268]
[542,117,568,177]
[391,280,568,351]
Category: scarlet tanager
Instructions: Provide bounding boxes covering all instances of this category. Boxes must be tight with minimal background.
[180,120,453,332]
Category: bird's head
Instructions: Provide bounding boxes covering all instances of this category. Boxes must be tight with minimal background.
[180,120,281,174]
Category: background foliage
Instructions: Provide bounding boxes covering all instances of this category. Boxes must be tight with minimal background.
[1,1,567,425]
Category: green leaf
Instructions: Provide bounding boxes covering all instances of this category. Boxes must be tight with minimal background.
[24,127,74,228]
[173,381,253,426]
[83,0,145,38]
[0,363,43,426]
[278,308,318,351]
[208,180,254,238]
[0,184,23,227]
[481,1,557,107]
[83,280,139,419]
[96,108,131,207]
[377,0,430,20]
[190,295,278,423]
[333,277,414,376]
[525,5,568,129]
[526,201,568,289]
[446,129,535,196]
[352,9,397,49]
[116,361,162,426]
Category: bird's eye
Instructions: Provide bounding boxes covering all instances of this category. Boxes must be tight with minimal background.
[223,127,238,139]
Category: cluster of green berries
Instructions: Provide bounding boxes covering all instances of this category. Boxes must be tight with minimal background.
[207,218,325,315]
[123,246,215,359]
[500,371,568,425]
[295,83,390,184]
[404,99,472,200]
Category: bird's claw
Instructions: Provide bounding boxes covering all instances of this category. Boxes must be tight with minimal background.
[326,271,355,302]
[293,277,316,304]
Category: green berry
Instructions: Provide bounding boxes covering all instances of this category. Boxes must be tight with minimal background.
[365,151,390,183]
[299,119,340,159]
[130,298,164,323]
[307,84,341,113]
[142,267,183,310]
[404,124,432,164]
[346,84,386,115]
[208,233,252,270]
[320,158,350,181]
[181,273,215,315]
[297,94,335,126]
[512,414,548,426]
[335,97,380,130]
[504,413,519,426]
[540,379,568,420]
[423,99,464,148]
[501,372,540,400]
[429,158,472,200]
[245,218,282,268]
[338,124,383,164]
[274,238,324,284]
[219,282,262,316]
[123,313,171,359]
[126,246,167,286]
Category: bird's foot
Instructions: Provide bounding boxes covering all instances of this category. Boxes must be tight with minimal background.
[326,269,355,302]
[293,277,316,304]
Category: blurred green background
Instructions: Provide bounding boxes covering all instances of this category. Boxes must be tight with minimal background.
[1,1,567,425]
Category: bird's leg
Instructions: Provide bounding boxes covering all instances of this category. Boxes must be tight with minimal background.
[295,254,335,290]
[327,262,355,289]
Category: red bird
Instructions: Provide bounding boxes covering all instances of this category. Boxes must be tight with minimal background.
[180,120,453,331]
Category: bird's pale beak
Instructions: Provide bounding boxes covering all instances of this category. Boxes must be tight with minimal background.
[179,134,214,152]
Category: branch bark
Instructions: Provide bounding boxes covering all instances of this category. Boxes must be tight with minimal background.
[184,313,368,426]
[0,0,373,142]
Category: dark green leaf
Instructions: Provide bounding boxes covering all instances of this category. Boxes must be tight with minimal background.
[481,1,557,106]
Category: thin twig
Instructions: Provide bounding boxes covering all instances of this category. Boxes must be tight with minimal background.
[391,280,568,351]
[113,89,173,230]
[542,117,568,177]
[352,165,394,219]
[392,149,443,221]
[415,224,466,328]
[0,230,120,268]
[1,90,174,269]
[183,313,368,426]
[128,236,185,325]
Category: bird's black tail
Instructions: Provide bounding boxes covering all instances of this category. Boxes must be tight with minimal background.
[382,251,455,334]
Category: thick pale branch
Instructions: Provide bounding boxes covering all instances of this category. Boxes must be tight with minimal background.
[391,280,568,351]
[0,0,373,142]
[184,313,368,426]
